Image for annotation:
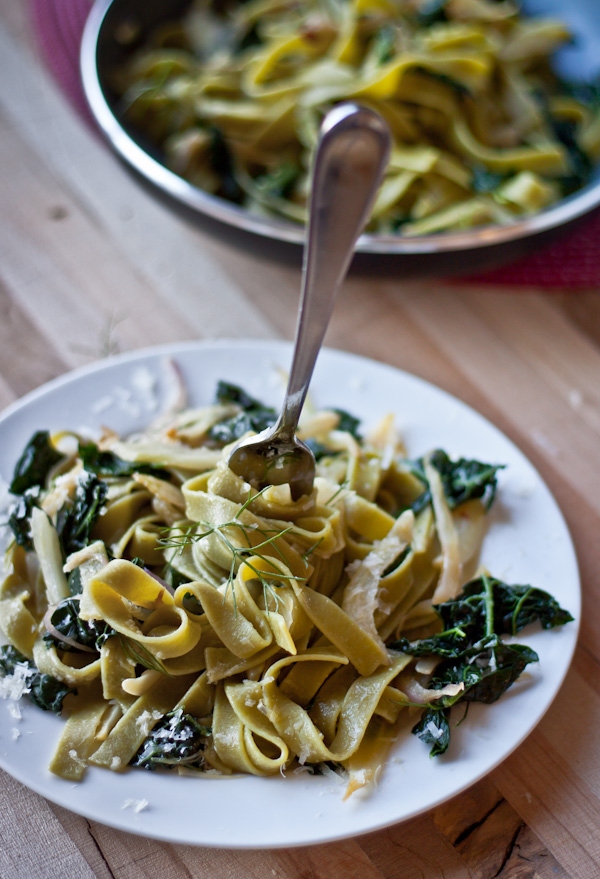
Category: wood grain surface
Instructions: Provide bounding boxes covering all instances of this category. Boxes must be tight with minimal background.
[1,2,599,876]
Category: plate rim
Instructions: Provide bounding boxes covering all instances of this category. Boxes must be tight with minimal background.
[0,340,581,848]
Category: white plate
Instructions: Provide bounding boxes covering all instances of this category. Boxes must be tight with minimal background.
[0,341,580,848]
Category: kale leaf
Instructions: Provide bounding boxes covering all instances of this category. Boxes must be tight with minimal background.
[471,165,509,194]
[304,760,347,776]
[406,449,504,513]
[415,0,448,26]
[56,472,108,556]
[556,75,600,108]
[333,408,362,439]
[209,381,362,448]
[435,576,574,640]
[372,25,397,65]
[428,635,539,706]
[295,408,361,461]
[209,381,277,444]
[534,88,593,194]
[67,566,84,596]
[304,438,342,462]
[9,431,64,495]
[236,20,262,52]
[43,597,116,652]
[412,707,450,757]
[214,380,270,410]
[79,442,169,479]
[410,635,539,757]
[162,563,192,590]
[6,488,40,550]
[393,575,573,756]
[131,707,210,770]
[0,645,75,714]
[208,126,244,204]
[392,576,573,658]
[412,66,471,99]
[181,591,204,614]
[550,117,592,194]
[255,162,300,200]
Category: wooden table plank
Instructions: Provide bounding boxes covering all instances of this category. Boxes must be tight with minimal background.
[0,770,98,879]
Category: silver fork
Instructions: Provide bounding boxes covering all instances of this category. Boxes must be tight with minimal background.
[227,103,391,499]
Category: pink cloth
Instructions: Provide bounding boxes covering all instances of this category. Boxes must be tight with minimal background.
[31,0,600,288]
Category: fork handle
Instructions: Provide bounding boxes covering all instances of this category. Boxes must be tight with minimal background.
[275,103,391,439]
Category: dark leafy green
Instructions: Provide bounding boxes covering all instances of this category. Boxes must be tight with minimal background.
[67,566,84,596]
[181,591,204,614]
[6,488,39,550]
[131,707,210,770]
[56,472,108,557]
[210,381,277,444]
[556,75,600,108]
[9,431,64,495]
[79,442,169,479]
[305,760,347,776]
[43,597,116,652]
[550,117,592,194]
[0,645,75,714]
[437,576,574,640]
[130,557,146,568]
[412,707,450,757]
[407,449,504,514]
[296,408,361,460]
[209,382,363,448]
[236,20,262,52]
[427,636,539,706]
[415,0,448,26]
[208,126,244,204]
[393,575,573,756]
[413,65,471,98]
[162,563,192,590]
[392,575,573,657]
[471,165,509,194]
[333,408,362,439]
[304,438,342,462]
[255,162,300,200]
[534,86,594,194]
[372,25,397,65]
[214,380,269,410]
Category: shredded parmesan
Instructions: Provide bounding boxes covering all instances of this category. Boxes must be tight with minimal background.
[121,798,149,813]
[426,460,462,603]
[136,709,164,737]
[425,720,445,741]
[0,663,33,701]
[342,510,414,653]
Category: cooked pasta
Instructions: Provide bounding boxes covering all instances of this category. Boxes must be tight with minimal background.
[110,0,600,234]
[0,379,573,796]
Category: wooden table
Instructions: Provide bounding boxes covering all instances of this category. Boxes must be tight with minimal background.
[1,3,600,877]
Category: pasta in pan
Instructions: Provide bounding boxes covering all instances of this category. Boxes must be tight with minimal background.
[111,0,600,234]
[0,380,572,798]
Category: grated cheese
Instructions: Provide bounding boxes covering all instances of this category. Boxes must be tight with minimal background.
[121,798,149,813]
[131,367,158,412]
[425,720,445,741]
[7,701,22,720]
[0,663,33,701]
[136,709,164,738]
